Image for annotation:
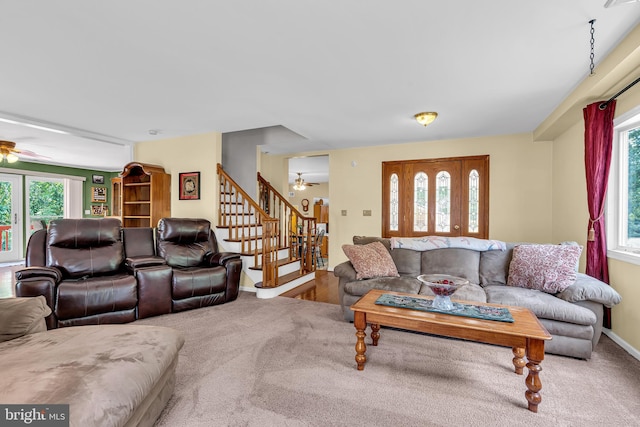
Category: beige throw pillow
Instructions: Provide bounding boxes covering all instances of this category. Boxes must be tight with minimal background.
[342,241,400,280]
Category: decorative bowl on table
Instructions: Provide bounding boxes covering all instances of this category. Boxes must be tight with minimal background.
[416,274,469,311]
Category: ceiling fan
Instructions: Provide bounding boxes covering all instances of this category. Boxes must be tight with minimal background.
[292,172,319,191]
[0,140,48,163]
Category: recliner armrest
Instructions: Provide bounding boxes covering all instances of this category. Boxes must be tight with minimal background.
[125,256,166,272]
[205,252,241,267]
[15,266,62,283]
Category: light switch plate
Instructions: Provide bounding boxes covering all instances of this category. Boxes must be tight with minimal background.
[341,210,347,216]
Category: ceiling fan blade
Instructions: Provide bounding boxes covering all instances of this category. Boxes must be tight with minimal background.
[17,149,51,160]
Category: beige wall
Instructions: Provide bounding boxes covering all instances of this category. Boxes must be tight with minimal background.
[288,182,329,214]
[262,132,554,269]
[134,132,222,224]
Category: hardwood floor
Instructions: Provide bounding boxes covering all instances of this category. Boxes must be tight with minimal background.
[0,263,339,305]
[281,269,339,305]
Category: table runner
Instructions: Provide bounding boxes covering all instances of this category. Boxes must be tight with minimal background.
[375,293,514,323]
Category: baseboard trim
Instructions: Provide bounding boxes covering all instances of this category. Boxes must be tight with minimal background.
[603,328,640,361]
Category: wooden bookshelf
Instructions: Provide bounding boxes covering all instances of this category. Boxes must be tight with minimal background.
[119,162,170,228]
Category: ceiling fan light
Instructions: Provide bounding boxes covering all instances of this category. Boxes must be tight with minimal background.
[414,112,438,126]
[6,153,19,163]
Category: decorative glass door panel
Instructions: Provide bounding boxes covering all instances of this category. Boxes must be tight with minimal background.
[382,156,488,238]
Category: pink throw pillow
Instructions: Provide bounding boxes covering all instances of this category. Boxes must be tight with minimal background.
[342,241,399,280]
[507,244,582,293]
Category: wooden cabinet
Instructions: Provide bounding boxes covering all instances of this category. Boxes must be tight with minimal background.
[111,177,122,217]
[119,162,171,228]
[314,204,329,223]
[321,236,329,258]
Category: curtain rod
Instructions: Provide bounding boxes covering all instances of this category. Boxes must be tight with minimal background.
[599,76,640,110]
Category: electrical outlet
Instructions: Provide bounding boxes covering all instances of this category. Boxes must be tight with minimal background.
[84,209,90,215]
[341,210,347,216]
[363,210,371,216]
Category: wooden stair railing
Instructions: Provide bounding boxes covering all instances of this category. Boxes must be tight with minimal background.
[217,164,279,288]
[258,172,317,274]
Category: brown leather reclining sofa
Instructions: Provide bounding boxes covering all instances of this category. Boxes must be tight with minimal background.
[15,217,242,329]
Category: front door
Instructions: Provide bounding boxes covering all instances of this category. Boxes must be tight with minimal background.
[0,174,23,263]
[382,155,489,239]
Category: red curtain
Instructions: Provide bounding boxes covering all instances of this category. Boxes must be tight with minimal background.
[583,100,616,328]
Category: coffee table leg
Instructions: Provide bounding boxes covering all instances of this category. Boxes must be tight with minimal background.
[371,323,380,346]
[524,339,545,412]
[512,347,526,375]
[354,311,367,370]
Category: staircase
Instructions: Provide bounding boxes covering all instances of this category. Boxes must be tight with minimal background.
[215,164,317,298]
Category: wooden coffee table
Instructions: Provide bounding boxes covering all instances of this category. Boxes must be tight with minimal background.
[350,289,552,413]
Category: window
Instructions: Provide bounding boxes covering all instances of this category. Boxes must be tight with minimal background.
[608,108,640,264]
[26,177,64,235]
[382,155,489,238]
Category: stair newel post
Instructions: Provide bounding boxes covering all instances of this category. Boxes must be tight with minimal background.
[262,218,278,287]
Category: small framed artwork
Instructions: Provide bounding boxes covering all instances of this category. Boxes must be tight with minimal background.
[179,172,200,200]
[92,174,105,184]
[91,187,107,203]
[91,204,108,216]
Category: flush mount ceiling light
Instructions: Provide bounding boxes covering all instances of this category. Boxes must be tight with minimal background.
[414,112,438,127]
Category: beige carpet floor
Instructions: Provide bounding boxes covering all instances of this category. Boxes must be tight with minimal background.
[136,292,640,426]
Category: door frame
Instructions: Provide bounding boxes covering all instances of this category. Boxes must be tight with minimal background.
[0,173,23,263]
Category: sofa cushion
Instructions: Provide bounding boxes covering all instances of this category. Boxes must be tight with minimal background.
[538,318,594,341]
[390,248,422,276]
[344,275,421,297]
[484,285,597,326]
[557,273,622,308]
[157,217,211,243]
[171,266,227,299]
[420,248,480,284]
[56,275,138,320]
[353,236,391,250]
[47,218,125,278]
[479,243,515,286]
[507,244,582,293]
[0,296,51,343]
[342,242,399,280]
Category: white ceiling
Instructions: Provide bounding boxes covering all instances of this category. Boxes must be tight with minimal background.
[1,1,639,172]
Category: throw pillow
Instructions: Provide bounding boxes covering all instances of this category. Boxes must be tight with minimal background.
[0,296,52,343]
[507,244,582,294]
[342,241,400,280]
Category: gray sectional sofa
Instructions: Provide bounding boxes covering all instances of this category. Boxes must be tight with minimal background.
[333,236,622,359]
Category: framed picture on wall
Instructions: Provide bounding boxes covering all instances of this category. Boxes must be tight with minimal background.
[92,174,105,184]
[179,172,200,200]
[91,204,108,216]
[91,186,107,203]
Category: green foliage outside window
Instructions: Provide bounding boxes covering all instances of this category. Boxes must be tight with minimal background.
[29,181,64,225]
[629,128,640,238]
[0,182,10,225]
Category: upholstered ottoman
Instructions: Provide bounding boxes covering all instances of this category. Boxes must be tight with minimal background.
[0,298,184,427]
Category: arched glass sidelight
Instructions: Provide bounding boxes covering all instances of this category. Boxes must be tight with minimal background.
[413,172,428,232]
[390,173,399,231]
[435,171,450,232]
[468,169,479,233]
